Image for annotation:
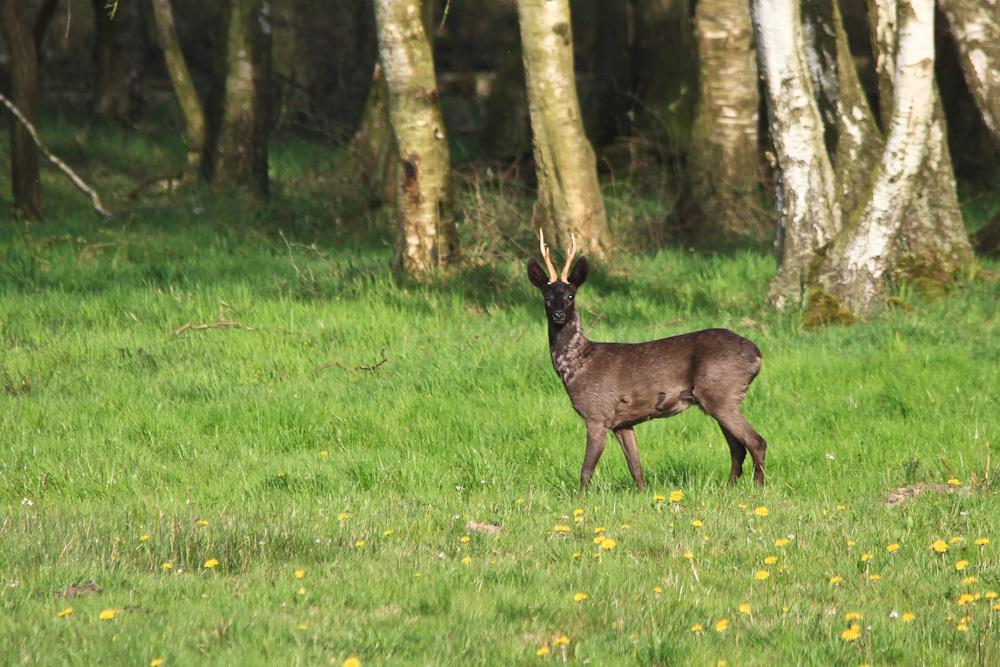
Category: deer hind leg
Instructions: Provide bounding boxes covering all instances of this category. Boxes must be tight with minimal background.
[714,410,766,485]
[580,423,608,493]
[719,424,747,485]
[614,427,646,491]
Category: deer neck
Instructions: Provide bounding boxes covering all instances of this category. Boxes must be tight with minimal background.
[549,311,591,386]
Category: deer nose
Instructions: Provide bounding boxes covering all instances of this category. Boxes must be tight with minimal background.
[552,310,566,321]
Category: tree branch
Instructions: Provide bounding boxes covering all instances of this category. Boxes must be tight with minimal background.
[0,91,112,218]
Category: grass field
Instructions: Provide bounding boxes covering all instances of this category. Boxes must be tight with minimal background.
[2,119,999,665]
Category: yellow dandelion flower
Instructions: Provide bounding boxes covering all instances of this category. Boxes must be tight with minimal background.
[337,512,351,522]
[203,559,219,569]
[57,607,74,618]
[955,560,969,571]
[836,504,847,511]
[554,635,570,646]
[846,539,856,547]
[318,450,328,456]
[593,526,605,535]
[829,575,843,585]
[974,537,990,546]
[984,591,998,599]
[763,555,778,565]
[573,508,585,516]
[573,516,584,524]
[414,571,421,577]
[139,534,150,542]
[298,587,306,596]
[460,535,471,543]
[993,603,1000,612]
[161,562,172,571]
[195,519,209,527]
[343,657,361,667]
[868,574,881,581]
[572,551,581,559]
[600,538,617,550]
[536,645,550,656]
[755,570,770,581]
[886,543,900,553]
[683,551,694,560]
[654,586,663,595]
[669,490,684,503]
[956,623,968,633]
[593,536,605,544]
[621,523,630,529]
[383,529,394,537]
[930,540,949,553]
[860,553,873,562]
[574,592,588,602]
[691,520,703,528]
[901,612,915,622]
[553,524,571,534]
[150,659,165,667]
[99,609,120,621]
[957,593,975,605]
[947,477,961,486]
[950,536,964,544]
[461,556,472,565]
[774,538,790,547]
[737,503,748,509]
[841,624,861,641]
[653,494,666,503]
[754,506,769,517]
[354,540,366,548]
[714,618,730,632]
[690,623,703,633]
[738,602,751,615]
[294,569,305,580]
[297,623,308,630]
[844,612,863,622]
[962,576,977,585]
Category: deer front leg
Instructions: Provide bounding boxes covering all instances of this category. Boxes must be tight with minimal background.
[614,427,646,491]
[580,423,608,493]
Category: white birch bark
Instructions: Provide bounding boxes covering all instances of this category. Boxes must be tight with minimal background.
[374,0,458,276]
[752,0,841,308]
[516,0,610,259]
[819,0,938,314]
[938,0,1000,148]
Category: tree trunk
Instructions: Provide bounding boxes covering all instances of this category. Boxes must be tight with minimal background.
[482,44,532,160]
[572,0,631,147]
[938,0,1000,149]
[213,0,272,196]
[692,0,760,236]
[632,0,697,156]
[752,0,841,308]
[1,0,43,220]
[818,0,938,315]
[374,0,458,277]
[150,0,207,173]
[516,0,610,259]
[91,0,144,122]
[345,63,396,205]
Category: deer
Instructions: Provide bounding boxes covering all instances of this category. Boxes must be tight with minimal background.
[527,232,768,492]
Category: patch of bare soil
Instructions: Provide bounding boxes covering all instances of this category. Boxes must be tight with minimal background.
[54,580,101,598]
[465,520,503,534]
[885,483,953,506]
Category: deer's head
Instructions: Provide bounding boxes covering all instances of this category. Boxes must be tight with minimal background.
[527,231,588,327]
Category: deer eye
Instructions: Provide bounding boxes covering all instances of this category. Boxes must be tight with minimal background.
[567,294,574,301]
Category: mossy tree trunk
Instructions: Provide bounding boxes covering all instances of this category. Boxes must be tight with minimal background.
[374,0,458,277]
[346,63,396,205]
[213,0,272,197]
[692,0,760,236]
[150,0,207,173]
[1,0,43,220]
[751,0,841,308]
[516,0,610,259]
[938,0,1000,150]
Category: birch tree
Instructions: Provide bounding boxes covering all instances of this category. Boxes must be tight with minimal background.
[374,0,459,277]
[516,0,610,259]
[938,0,1000,149]
[213,0,273,196]
[1,0,43,220]
[692,0,760,236]
[754,0,972,316]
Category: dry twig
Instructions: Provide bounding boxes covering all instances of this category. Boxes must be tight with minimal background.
[315,348,389,374]
[172,320,249,336]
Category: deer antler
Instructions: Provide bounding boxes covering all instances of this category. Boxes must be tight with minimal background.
[538,229,559,283]
[560,233,577,283]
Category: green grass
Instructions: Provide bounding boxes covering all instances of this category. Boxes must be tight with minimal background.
[1,119,999,665]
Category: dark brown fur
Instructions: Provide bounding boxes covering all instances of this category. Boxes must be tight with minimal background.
[528,257,767,491]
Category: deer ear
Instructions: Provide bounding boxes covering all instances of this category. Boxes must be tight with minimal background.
[527,259,549,289]
[568,257,588,287]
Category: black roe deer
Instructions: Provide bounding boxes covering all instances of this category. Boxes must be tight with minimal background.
[527,233,767,492]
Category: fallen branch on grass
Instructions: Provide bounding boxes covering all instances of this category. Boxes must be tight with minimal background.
[0,92,112,218]
[315,348,389,374]
[172,320,251,336]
